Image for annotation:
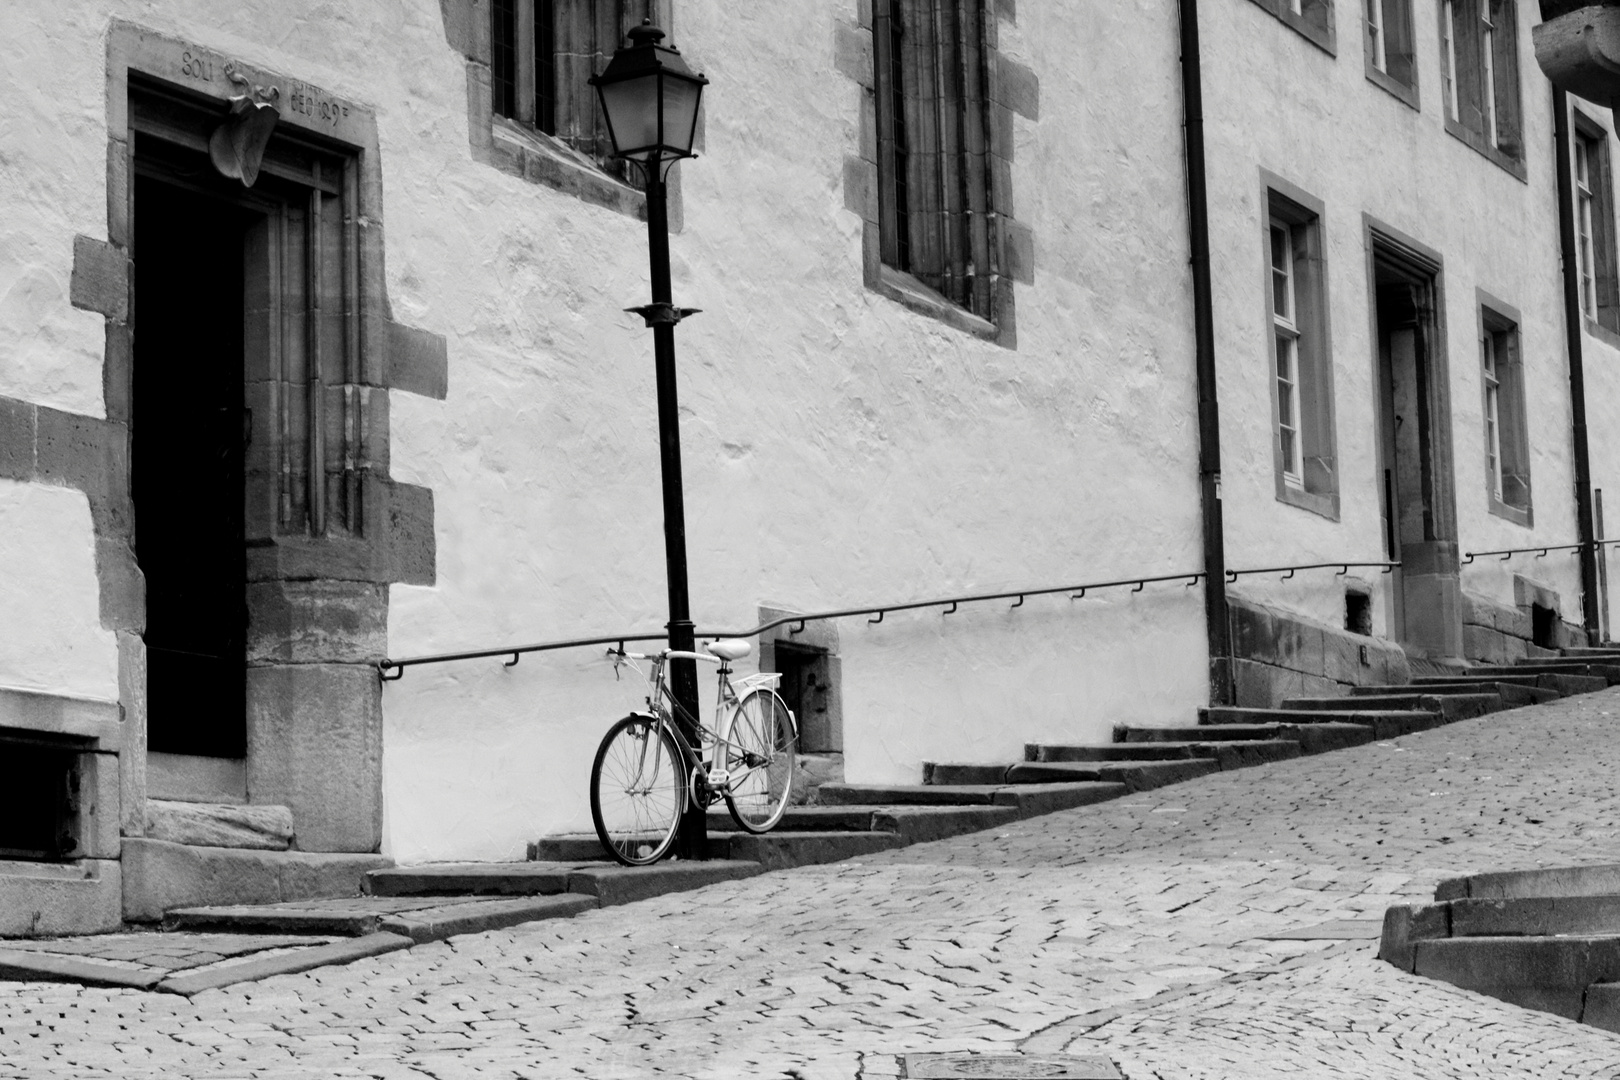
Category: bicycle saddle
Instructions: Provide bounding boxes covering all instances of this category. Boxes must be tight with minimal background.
[705,639,752,661]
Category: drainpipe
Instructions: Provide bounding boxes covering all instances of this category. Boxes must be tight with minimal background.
[1552,87,1603,644]
[1178,0,1233,703]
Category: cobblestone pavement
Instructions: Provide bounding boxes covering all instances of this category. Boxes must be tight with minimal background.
[5,690,1620,1078]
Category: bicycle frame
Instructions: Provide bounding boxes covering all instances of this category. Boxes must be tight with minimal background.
[613,648,790,812]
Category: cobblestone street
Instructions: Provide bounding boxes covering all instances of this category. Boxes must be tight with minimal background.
[6,689,1620,1078]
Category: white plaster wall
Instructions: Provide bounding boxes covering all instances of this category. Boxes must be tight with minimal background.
[29,0,1606,864]
[1205,1,1584,634]
[0,481,118,701]
[380,0,1209,860]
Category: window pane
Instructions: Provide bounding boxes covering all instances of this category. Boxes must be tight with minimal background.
[492,0,518,120]
[1270,226,1291,319]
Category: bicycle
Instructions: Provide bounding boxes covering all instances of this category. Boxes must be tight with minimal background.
[590,639,798,866]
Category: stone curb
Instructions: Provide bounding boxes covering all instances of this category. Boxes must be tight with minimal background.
[564,860,764,906]
[156,932,413,996]
[366,864,576,897]
[0,947,165,990]
[378,894,598,943]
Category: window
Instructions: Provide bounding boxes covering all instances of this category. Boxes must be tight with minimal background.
[1574,116,1620,336]
[872,0,998,323]
[1478,298,1531,523]
[1364,0,1416,104]
[489,0,661,174]
[1272,224,1305,487]
[1264,181,1337,517]
[1246,0,1336,54]
[1439,0,1523,171]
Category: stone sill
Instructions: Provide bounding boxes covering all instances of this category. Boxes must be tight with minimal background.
[873,264,1001,343]
[0,686,121,750]
[1444,117,1528,183]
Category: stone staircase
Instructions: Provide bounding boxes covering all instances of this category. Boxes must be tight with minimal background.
[1380,863,1620,1034]
[147,645,1620,948]
[807,647,1620,825]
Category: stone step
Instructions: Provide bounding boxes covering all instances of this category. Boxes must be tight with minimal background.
[1535,672,1610,695]
[813,781,1126,816]
[1354,681,1556,706]
[1435,862,1620,901]
[121,838,394,924]
[1004,758,1218,791]
[144,801,294,851]
[1279,693,1499,720]
[715,830,904,869]
[365,864,575,897]
[1560,646,1620,658]
[1411,673,1542,687]
[527,835,613,862]
[1405,935,1620,1022]
[1118,722,1375,754]
[1200,707,1443,739]
[1480,661,1620,685]
[923,763,1009,785]
[704,806,881,833]
[1026,739,1304,770]
[165,893,599,938]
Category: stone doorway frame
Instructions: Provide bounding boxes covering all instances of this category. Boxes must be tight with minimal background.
[1363,214,1463,659]
[74,22,445,864]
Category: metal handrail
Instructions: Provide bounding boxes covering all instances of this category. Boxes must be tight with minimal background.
[1461,540,1620,564]
[377,558,1398,680]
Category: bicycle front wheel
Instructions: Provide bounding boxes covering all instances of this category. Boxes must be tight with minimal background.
[590,714,686,866]
[724,690,798,834]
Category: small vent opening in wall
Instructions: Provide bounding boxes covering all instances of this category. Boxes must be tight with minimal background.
[773,641,835,753]
[1532,603,1558,649]
[0,739,78,861]
[1345,589,1373,637]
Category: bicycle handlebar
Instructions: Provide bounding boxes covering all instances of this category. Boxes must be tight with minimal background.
[612,648,721,665]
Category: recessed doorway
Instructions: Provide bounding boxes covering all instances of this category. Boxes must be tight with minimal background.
[1371,229,1462,658]
[133,171,255,761]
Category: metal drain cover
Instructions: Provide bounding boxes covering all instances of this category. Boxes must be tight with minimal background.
[903,1053,1121,1079]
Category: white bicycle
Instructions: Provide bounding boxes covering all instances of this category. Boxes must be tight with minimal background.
[590,640,798,866]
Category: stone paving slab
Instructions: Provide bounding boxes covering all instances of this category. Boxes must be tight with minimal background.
[1,690,1619,1076]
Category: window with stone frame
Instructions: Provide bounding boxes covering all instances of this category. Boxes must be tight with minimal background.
[1479,303,1531,522]
[1574,114,1620,337]
[1265,183,1338,517]
[1364,0,1417,105]
[872,0,999,324]
[490,0,660,178]
[1247,0,1336,54]
[1439,0,1523,171]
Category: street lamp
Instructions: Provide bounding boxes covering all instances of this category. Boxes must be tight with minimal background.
[592,21,711,860]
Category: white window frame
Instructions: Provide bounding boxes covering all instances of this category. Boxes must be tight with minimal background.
[1577,136,1599,320]
[1481,0,1499,148]
[1478,293,1532,525]
[1264,174,1339,520]
[1272,224,1305,489]
[1367,0,1387,71]
[1482,331,1503,500]
[1442,0,1460,122]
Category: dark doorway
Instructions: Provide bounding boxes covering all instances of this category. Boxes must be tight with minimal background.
[133,174,252,758]
[1372,239,1461,657]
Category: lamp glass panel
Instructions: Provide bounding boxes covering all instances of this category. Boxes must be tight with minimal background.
[599,74,661,158]
[660,77,703,156]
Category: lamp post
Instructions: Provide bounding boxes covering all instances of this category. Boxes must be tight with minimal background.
[592,21,711,860]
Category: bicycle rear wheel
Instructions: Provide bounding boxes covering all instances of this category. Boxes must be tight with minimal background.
[590,714,686,866]
[723,690,797,834]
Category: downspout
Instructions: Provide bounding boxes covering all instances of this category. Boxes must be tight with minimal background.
[1552,87,1602,643]
[1178,0,1233,703]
